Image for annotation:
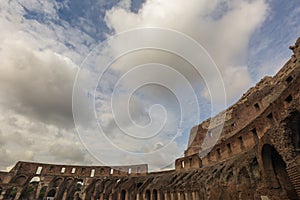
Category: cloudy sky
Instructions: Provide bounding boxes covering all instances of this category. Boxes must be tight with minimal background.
[0,0,299,171]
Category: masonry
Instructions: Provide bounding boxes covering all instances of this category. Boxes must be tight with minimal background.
[0,38,300,200]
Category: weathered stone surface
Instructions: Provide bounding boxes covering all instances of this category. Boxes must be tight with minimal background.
[0,38,300,200]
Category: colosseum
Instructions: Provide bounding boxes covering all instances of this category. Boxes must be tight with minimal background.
[0,38,300,200]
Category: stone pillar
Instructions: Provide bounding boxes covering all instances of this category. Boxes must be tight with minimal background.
[99,193,104,200]
[62,191,68,200]
[170,192,175,200]
[157,192,161,200]
[164,192,168,200]
[184,191,188,200]
[192,191,199,200]
[35,184,43,199]
[177,192,181,200]
[81,192,87,200]
[15,191,22,200]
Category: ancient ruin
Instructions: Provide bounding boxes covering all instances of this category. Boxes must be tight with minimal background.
[0,37,300,200]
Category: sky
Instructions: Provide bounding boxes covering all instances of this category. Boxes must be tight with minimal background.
[0,0,299,172]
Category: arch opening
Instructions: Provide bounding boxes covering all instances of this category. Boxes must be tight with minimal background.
[38,186,47,200]
[13,175,27,185]
[262,144,298,199]
[121,189,126,200]
[145,190,151,200]
[153,189,158,200]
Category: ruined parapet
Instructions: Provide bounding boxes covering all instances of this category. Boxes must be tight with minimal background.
[175,153,202,171]
[7,161,148,178]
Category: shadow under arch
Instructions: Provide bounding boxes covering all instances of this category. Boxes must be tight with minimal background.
[262,144,298,199]
[120,189,126,200]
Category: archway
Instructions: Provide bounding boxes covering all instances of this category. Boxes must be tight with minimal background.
[153,189,158,200]
[145,190,151,200]
[262,144,298,199]
[20,176,41,199]
[0,187,2,196]
[13,175,27,185]
[120,189,126,200]
[38,186,47,200]
[47,189,56,198]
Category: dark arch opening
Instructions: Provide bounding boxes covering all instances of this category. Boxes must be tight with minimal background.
[145,190,151,200]
[153,189,158,200]
[262,144,298,199]
[0,187,2,195]
[38,186,47,200]
[52,178,63,187]
[8,187,17,199]
[13,175,27,185]
[47,189,56,197]
[287,111,300,151]
[121,189,126,200]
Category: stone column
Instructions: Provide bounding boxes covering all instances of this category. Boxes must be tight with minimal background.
[184,191,189,200]
[62,191,68,200]
[99,193,104,200]
[14,191,22,200]
[35,184,43,199]
[81,192,87,200]
[177,192,181,200]
[170,192,175,200]
[164,192,168,200]
[192,191,198,200]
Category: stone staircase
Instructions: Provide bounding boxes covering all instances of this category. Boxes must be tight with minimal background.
[286,163,300,199]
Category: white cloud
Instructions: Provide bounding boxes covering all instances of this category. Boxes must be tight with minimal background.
[105,0,269,103]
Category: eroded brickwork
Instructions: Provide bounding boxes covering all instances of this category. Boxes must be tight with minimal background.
[0,38,300,200]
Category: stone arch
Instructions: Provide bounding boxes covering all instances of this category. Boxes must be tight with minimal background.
[51,177,63,187]
[262,144,298,199]
[145,189,151,200]
[63,178,76,200]
[152,189,158,200]
[20,176,41,199]
[93,179,104,199]
[12,175,28,185]
[0,186,2,196]
[120,189,126,200]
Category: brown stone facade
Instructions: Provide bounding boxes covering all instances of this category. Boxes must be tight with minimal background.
[0,38,300,200]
